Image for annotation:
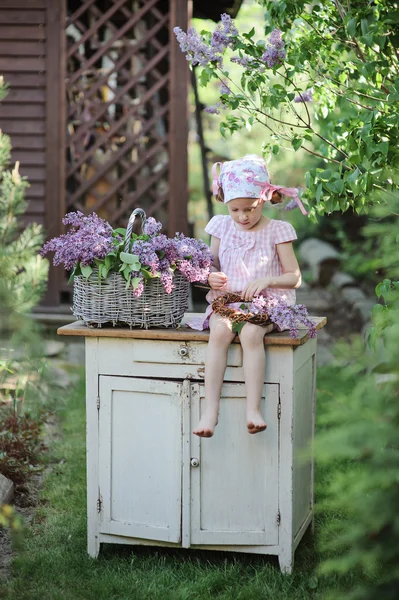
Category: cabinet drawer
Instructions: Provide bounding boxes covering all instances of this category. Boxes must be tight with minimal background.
[132,339,242,367]
[95,338,243,378]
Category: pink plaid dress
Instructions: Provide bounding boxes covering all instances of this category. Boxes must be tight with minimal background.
[187,215,297,331]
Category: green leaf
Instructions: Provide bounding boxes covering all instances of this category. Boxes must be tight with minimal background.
[232,321,246,334]
[105,255,114,269]
[318,169,333,182]
[243,27,255,40]
[375,279,392,301]
[346,17,357,37]
[81,265,93,278]
[291,136,303,151]
[131,277,141,290]
[120,252,140,264]
[68,267,76,285]
[272,144,280,155]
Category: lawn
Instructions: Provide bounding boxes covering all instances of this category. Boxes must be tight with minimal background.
[0,365,353,600]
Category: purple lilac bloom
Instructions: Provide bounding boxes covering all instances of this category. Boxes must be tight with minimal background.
[174,15,237,68]
[220,82,231,95]
[221,13,238,37]
[204,104,221,114]
[173,26,223,67]
[132,277,144,298]
[131,239,160,276]
[129,232,211,297]
[269,28,284,49]
[40,211,114,270]
[174,234,212,283]
[231,55,248,67]
[143,216,162,236]
[261,28,286,68]
[161,270,174,294]
[294,89,313,103]
[211,14,238,52]
[248,294,316,339]
[284,199,299,211]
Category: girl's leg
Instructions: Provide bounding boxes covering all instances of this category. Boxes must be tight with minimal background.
[193,313,235,438]
[239,322,274,434]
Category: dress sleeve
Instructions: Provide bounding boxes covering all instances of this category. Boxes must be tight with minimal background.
[204,214,225,238]
[273,220,297,245]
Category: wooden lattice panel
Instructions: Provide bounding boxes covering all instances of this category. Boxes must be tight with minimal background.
[65,0,172,228]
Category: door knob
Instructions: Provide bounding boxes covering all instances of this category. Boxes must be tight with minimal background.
[190,457,200,468]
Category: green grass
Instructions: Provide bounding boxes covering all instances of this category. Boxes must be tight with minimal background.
[0,366,354,600]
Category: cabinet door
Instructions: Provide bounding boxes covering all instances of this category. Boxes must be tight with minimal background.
[190,382,280,546]
[98,376,187,543]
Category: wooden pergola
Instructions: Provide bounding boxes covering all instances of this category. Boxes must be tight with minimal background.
[0,0,241,310]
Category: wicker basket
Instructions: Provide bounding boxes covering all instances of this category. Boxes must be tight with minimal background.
[72,209,190,328]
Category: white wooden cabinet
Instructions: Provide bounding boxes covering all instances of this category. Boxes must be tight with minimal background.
[58,315,326,573]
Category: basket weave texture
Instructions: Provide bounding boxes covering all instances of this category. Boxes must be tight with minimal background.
[73,270,189,328]
[72,208,190,329]
[212,292,272,326]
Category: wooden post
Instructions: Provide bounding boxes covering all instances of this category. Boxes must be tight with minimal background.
[168,0,188,236]
[42,0,66,307]
[191,67,214,222]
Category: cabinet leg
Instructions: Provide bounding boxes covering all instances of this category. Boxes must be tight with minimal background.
[88,535,100,558]
[278,550,294,574]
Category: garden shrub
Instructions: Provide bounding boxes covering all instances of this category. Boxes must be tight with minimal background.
[316,193,399,599]
[0,407,47,484]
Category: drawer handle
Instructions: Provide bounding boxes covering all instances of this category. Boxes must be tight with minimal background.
[190,457,200,468]
[179,346,189,357]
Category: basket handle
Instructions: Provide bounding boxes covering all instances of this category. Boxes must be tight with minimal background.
[124,208,147,253]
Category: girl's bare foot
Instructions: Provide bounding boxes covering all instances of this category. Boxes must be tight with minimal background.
[193,412,218,437]
[247,410,267,434]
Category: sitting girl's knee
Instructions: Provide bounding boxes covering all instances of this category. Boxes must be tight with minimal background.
[210,328,233,347]
[239,322,265,346]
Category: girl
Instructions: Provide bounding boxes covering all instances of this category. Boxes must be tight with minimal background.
[188,155,306,438]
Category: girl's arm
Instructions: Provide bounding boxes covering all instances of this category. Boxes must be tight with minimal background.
[208,236,228,289]
[209,236,221,272]
[241,242,301,301]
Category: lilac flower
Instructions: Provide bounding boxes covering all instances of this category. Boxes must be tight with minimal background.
[261,46,286,68]
[132,277,144,298]
[42,211,212,299]
[161,271,174,294]
[231,55,248,67]
[174,234,212,283]
[261,28,286,68]
[173,26,223,67]
[40,211,114,270]
[220,82,231,95]
[174,15,237,68]
[246,294,316,339]
[211,14,238,52]
[285,199,299,211]
[294,89,313,103]
[221,13,238,37]
[204,104,221,114]
[143,216,162,236]
[269,28,284,49]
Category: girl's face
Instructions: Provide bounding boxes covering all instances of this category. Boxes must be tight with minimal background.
[227,197,263,230]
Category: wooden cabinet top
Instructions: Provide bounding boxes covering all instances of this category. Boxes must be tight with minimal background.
[57,315,326,347]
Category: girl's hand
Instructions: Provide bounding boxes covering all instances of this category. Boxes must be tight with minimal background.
[208,271,228,290]
[241,278,270,301]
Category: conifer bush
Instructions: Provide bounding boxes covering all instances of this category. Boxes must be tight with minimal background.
[0,75,49,486]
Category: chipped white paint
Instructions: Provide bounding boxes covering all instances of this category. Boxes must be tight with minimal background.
[80,327,319,573]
